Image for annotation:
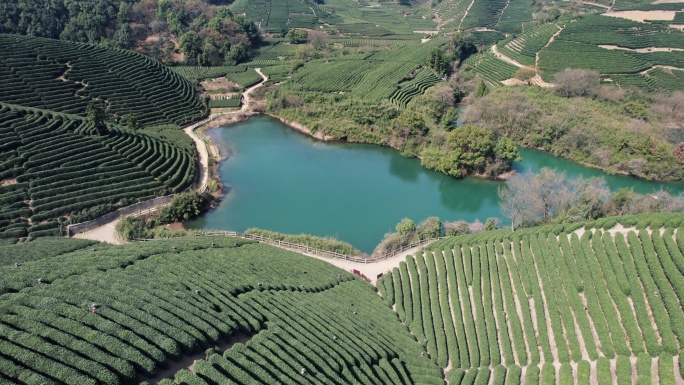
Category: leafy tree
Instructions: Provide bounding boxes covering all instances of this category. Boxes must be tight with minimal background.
[179,31,203,64]
[157,191,204,223]
[396,218,416,236]
[426,48,447,75]
[484,217,499,231]
[86,102,108,136]
[287,28,308,44]
[123,114,141,131]
[448,125,494,172]
[417,216,442,239]
[474,80,489,98]
[514,67,537,84]
[113,22,132,49]
[451,32,477,62]
[228,42,249,64]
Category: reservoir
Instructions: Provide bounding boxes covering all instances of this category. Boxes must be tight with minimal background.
[185,115,684,252]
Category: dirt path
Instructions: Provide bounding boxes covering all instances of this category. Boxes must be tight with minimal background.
[491,45,524,68]
[458,0,477,30]
[536,25,563,67]
[70,70,269,245]
[241,68,268,112]
[577,0,611,8]
[303,243,436,285]
[73,218,124,245]
[184,123,209,193]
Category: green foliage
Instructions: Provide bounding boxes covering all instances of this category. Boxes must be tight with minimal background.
[465,86,682,181]
[86,102,109,136]
[623,101,649,120]
[484,217,498,231]
[474,79,489,97]
[244,228,359,255]
[426,48,447,75]
[287,28,308,44]
[157,192,205,224]
[421,125,520,178]
[396,218,417,236]
[0,237,443,384]
[385,213,684,385]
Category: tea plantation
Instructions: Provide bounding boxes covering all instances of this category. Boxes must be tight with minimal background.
[378,212,684,384]
[0,237,443,385]
[0,35,205,239]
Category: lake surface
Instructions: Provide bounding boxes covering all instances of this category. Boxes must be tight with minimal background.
[186,115,684,252]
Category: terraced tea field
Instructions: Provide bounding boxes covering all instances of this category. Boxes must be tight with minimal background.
[289,40,444,102]
[379,213,684,384]
[0,237,443,384]
[0,34,205,240]
[0,35,203,127]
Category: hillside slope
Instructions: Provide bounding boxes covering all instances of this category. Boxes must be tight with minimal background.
[0,35,206,239]
[379,212,684,383]
[0,237,443,384]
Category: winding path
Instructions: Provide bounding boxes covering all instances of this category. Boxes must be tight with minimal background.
[72,69,269,244]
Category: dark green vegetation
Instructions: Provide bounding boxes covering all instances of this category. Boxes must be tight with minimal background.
[0,0,259,66]
[378,212,684,383]
[0,34,204,239]
[116,192,207,241]
[0,237,442,384]
[0,35,203,125]
[231,0,436,35]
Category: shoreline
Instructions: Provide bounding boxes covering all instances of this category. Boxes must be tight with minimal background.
[206,112,518,182]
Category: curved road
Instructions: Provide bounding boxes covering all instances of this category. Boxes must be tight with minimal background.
[75,69,269,244]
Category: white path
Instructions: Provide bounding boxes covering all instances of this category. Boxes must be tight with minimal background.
[71,69,269,244]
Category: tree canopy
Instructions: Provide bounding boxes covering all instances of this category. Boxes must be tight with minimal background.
[0,0,259,65]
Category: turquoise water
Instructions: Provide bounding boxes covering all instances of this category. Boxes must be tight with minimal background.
[185,115,683,252]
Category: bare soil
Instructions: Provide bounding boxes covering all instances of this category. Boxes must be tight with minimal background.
[603,10,677,22]
[201,77,241,92]
[599,44,684,52]
[0,178,17,186]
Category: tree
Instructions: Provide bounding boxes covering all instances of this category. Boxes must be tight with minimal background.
[287,28,308,44]
[157,191,204,223]
[444,220,469,236]
[113,22,132,49]
[228,42,248,64]
[553,68,600,98]
[447,125,494,173]
[123,114,141,131]
[451,32,477,62]
[498,181,530,230]
[308,30,328,50]
[86,102,108,136]
[474,79,489,98]
[426,48,447,75]
[417,217,442,239]
[484,217,498,231]
[179,31,203,64]
[514,67,536,85]
[396,218,416,236]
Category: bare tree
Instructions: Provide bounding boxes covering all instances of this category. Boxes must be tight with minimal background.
[498,181,530,230]
[553,68,600,98]
[308,30,329,51]
[431,84,456,108]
